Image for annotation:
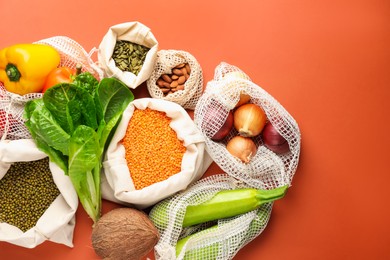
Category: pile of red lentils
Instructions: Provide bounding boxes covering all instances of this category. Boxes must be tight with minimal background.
[122,108,186,190]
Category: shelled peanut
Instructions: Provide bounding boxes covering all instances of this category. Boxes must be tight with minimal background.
[156,63,191,96]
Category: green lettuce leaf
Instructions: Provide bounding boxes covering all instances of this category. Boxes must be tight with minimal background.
[68,125,101,223]
[24,74,134,224]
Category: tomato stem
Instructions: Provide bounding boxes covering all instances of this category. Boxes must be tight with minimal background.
[76,64,82,75]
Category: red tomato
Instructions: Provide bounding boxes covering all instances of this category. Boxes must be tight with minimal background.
[42,67,75,93]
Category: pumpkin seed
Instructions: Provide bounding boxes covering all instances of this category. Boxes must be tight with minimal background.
[112,40,150,75]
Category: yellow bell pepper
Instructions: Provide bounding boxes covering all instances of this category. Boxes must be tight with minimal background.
[0,43,60,95]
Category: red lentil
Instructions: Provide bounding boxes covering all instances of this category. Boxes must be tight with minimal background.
[122,108,186,190]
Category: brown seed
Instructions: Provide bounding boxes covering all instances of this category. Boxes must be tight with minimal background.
[185,73,190,80]
[170,80,179,88]
[161,74,172,83]
[156,78,165,87]
[175,63,186,69]
[176,85,185,91]
[171,75,179,80]
[181,67,187,76]
[172,68,183,76]
[160,88,170,93]
[177,75,186,85]
[162,81,171,88]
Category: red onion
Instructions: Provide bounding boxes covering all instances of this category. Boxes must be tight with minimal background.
[203,104,234,141]
[262,123,290,154]
[211,110,233,141]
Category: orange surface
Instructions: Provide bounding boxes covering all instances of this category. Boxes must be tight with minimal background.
[1,0,390,259]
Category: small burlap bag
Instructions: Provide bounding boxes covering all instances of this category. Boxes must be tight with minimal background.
[102,98,212,208]
[194,62,301,189]
[0,36,103,140]
[147,50,203,110]
[149,174,273,260]
[0,139,78,248]
[97,21,159,89]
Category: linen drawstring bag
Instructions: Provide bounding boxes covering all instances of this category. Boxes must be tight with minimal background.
[0,139,78,248]
[97,21,159,89]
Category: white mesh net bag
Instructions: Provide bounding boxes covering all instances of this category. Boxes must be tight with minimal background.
[194,62,301,189]
[149,174,273,260]
[146,50,203,110]
[0,36,103,140]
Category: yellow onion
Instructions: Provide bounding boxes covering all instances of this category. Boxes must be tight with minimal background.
[222,71,251,108]
[226,136,257,163]
[223,71,251,81]
[235,93,251,108]
[233,103,267,137]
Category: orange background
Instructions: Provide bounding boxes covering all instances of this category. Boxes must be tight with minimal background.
[1,0,390,259]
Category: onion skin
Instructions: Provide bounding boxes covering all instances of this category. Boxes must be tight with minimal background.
[234,104,267,137]
[223,71,251,81]
[212,110,234,141]
[204,107,234,141]
[226,136,257,163]
[235,93,251,108]
[222,71,251,108]
[262,123,290,154]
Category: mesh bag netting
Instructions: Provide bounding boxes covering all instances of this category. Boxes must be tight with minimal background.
[149,174,273,260]
[194,62,301,189]
[147,50,203,110]
[0,36,103,140]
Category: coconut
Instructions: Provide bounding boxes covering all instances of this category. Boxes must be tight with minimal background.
[92,207,159,260]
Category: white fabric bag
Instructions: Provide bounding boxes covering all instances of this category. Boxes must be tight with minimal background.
[0,139,78,248]
[98,21,159,89]
[102,98,212,208]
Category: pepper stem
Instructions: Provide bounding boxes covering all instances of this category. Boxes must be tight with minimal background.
[256,185,289,204]
[5,63,21,82]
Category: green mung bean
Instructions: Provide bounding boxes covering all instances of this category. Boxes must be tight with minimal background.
[0,157,60,232]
